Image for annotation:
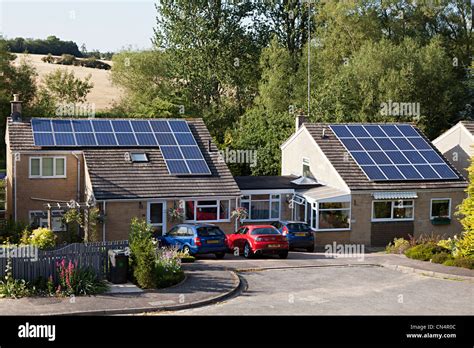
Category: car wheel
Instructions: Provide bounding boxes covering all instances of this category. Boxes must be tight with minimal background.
[243,243,253,259]
[306,246,315,252]
[215,252,225,259]
[279,251,288,259]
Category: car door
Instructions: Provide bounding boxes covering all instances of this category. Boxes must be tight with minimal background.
[164,226,179,246]
[227,227,243,251]
[176,226,191,248]
[234,227,248,253]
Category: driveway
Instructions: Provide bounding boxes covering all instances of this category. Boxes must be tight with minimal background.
[159,252,474,315]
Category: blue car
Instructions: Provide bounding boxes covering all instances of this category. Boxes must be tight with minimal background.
[159,223,227,259]
[271,221,314,252]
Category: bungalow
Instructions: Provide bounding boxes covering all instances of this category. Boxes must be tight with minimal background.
[432,121,474,179]
[236,116,468,247]
[5,97,240,241]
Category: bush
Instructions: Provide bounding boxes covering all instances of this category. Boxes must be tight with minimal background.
[454,231,474,258]
[129,218,156,289]
[443,257,474,269]
[386,238,410,254]
[29,228,56,249]
[0,258,30,298]
[404,243,449,261]
[56,259,108,296]
[155,247,184,288]
[0,219,29,244]
[437,238,456,253]
[431,252,454,264]
[57,54,76,65]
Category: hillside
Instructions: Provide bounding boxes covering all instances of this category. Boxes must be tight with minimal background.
[13,53,123,111]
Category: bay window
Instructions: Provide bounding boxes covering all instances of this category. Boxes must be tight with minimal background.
[372,200,414,221]
[184,199,230,221]
[241,194,280,221]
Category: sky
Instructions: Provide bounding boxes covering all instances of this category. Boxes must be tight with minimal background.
[0,0,157,52]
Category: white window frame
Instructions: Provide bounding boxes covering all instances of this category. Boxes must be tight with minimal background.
[311,201,351,231]
[28,210,66,232]
[146,201,167,232]
[302,157,311,177]
[184,199,231,222]
[131,153,148,162]
[371,200,415,222]
[241,194,280,221]
[430,198,451,220]
[29,156,67,178]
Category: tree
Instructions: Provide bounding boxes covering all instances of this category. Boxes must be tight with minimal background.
[41,69,93,104]
[455,157,474,258]
[111,50,180,117]
[153,0,264,141]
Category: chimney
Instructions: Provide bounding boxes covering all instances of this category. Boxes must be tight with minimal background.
[295,111,307,132]
[11,94,22,122]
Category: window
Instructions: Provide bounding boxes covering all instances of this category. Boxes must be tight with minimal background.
[318,202,351,230]
[29,157,66,178]
[131,153,148,162]
[241,194,280,221]
[431,199,451,219]
[372,200,414,221]
[184,199,231,222]
[29,210,65,232]
[302,158,313,178]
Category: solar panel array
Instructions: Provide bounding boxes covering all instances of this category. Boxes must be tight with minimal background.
[31,118,211,175]
[329,124,459,181]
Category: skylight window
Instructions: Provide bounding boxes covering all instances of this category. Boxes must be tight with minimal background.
[131,153,149,162]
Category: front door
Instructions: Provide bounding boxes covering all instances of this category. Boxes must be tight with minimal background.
[147,201,167,236]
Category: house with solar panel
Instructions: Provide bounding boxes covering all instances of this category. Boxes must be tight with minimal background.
[272,116,467,247]
[432,121,474,180]
[4,96,240,241]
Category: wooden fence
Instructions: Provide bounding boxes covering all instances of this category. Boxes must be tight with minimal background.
[0,240,129,282]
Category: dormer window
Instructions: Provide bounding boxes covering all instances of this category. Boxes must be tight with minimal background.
[131,153,148,163]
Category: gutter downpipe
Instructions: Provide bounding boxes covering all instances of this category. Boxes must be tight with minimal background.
[102,201,106,242]
[13,153,17,221]
[72,153,81,201]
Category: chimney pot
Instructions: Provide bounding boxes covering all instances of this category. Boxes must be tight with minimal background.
[11,94,22,122]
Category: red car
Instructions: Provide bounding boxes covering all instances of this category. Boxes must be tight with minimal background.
[226,225,289,259]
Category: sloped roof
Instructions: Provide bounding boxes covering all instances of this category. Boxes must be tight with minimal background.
[7,117,241,200]
[303,123,467,191]
[460,120,474,135]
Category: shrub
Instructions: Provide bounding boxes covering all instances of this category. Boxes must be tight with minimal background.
[0,258,30,298]
[437,238,456,253]
[29,228,56,249]
[386,238,410,254]
[155,247,184,288]
[129,218,156,289]
[0,219,29,244]
[57,54,76,65]
[431,252,454,264]
[404,243,449,261]
[56,259,108,296]
[443,257,474,269]
[454,230,474,258]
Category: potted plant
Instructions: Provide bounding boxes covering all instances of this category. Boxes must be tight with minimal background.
[168,206,185,223]
[231,207,248,228]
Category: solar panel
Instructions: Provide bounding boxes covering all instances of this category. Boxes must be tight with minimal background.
[330,124,460,181]
[31,118,212,176]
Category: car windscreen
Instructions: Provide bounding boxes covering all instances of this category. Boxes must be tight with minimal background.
[197,226,224,237]
[250,228,280,235]
[286,223,311,232]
